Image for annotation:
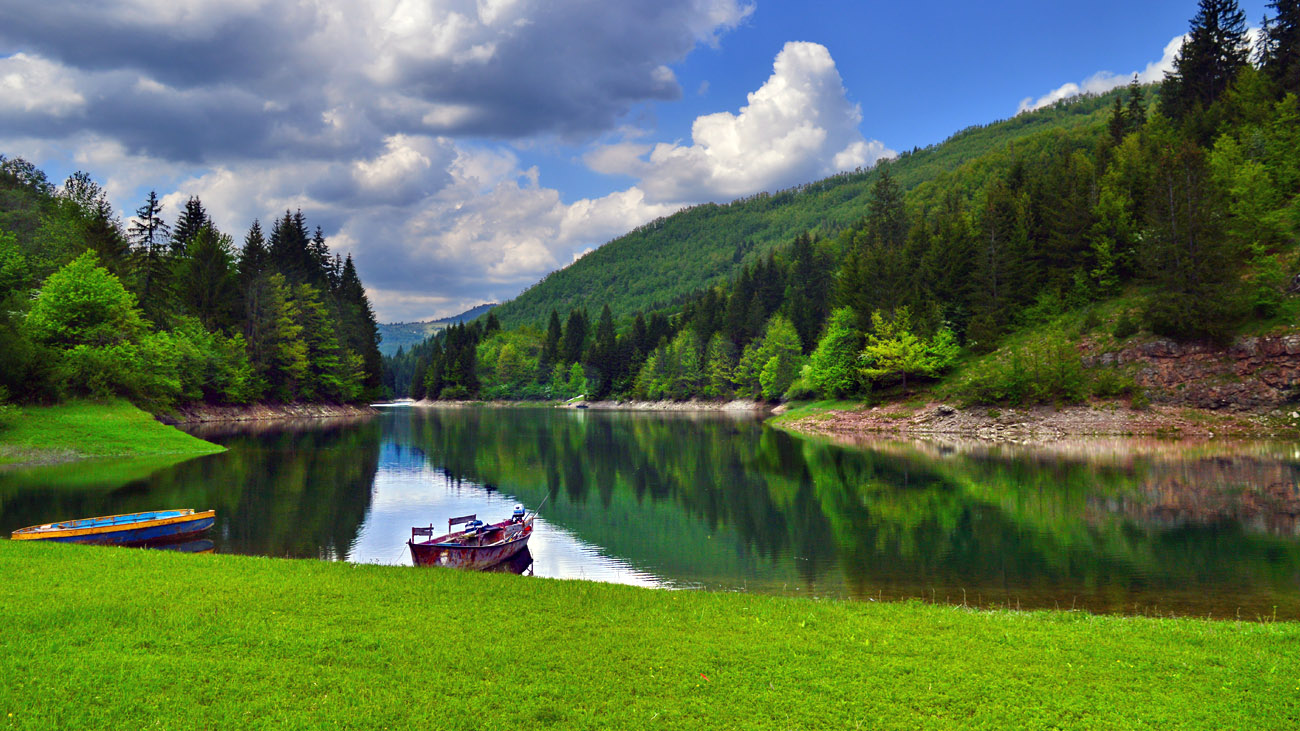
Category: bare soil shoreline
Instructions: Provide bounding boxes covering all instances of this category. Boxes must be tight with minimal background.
[160,401,379,425]
[777,399,1300,446]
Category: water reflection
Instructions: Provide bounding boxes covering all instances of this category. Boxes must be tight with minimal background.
[2,406,1299,619]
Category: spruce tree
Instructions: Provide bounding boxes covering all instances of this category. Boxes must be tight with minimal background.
[127,190,172,325]
[1263,0,1300,93]
[239,220,268,286]
[176,224,240,332]
[170,196,209,256]
[1139,122,1246,341]
[1163,0,1250,120]
[561,309,588,364]
[540,309,562,377]
[1108,94,1128,144]
[585,304,619,399]
[337,254,384,399]
[1125,76,1147,133]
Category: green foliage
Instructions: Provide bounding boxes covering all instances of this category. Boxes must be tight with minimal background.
[952,328,1130,406]
[567,362,587,397]
[1138,117,1247,342]
[804,308,863,398]
[859,308,960,390]
[477,328,546,400]
[0,386,15,430]
[703,332,736,400]
[174,224,240,332]
[26,252,145,348]
[633,330,702,400]
[756,316,803,400]
[0,229,27,299]
[1112,310,1140,340]
[1,161,380,408]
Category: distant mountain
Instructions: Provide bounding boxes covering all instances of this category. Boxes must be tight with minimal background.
[378,303,496,356]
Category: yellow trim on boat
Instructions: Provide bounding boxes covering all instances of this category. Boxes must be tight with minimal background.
[11,510,216,540]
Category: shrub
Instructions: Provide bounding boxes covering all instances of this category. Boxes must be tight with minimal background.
[952,332,1100,406]
[1112,311,1139,340]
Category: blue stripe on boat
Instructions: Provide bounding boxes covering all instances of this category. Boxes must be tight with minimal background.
[43,516,216,545]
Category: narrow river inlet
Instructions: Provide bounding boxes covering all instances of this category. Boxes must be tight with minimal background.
[4,405,1300,620]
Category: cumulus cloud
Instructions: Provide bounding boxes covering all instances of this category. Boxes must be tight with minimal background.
[0,53,86,116]
[586,42,893,204]
[0,0,755,157]
[0,4,901,323]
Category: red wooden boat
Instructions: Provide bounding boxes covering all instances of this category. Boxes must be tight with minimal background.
[408,508,534,569]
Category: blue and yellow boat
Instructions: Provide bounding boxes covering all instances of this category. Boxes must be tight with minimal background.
[11,509,216,546]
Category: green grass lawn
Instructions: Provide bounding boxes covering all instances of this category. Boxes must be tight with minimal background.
[0,400,223,465]
[2,540,1297,729]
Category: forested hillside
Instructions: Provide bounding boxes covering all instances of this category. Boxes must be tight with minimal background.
[391,0,1300,408]
[0,162,384,412]
[491,91,1120,329]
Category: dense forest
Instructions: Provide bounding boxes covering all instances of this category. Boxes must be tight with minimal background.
[0,163,384,412]
[389,0,1300,407]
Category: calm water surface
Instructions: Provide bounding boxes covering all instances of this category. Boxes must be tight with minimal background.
[3,405,1300,619]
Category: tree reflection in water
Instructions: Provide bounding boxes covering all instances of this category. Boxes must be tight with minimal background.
[3,406,1299,619]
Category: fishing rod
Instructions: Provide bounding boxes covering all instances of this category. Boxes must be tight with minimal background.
[529,489,553,519]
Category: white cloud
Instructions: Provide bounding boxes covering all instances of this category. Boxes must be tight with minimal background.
[2,9,896,323]
[1017,29,1263,114]
[0,53,86,116]
[1017,34,1185,114]
[0,0,756,147]
[587,42,893,204]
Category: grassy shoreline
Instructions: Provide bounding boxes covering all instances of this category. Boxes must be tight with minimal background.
[0,400,224,466]
[2,540,1297,729]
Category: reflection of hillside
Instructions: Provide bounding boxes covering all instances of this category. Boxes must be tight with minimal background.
[0,418,382,560]
[396,407,1300,617]
[393,408,813,590]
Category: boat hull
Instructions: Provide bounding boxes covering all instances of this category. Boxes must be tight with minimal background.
[409,532,531,569]
[11,510,216,546]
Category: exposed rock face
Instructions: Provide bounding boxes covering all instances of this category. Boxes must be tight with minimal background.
[1092,335,1300,411]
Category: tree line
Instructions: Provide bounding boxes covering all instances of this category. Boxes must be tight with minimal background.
[389,0,1300,405]
[0,163,383,411]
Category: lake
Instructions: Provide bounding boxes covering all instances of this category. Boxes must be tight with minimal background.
[3,405,1299,619]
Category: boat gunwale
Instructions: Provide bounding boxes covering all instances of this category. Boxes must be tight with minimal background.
[11,509,215,540]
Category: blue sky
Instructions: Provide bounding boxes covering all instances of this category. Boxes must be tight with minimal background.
[0,0,1271,321]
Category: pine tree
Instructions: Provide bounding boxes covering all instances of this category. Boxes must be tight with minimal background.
[805,307,863,398]
[1163,0,1250,120]
[785,232,830,353]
